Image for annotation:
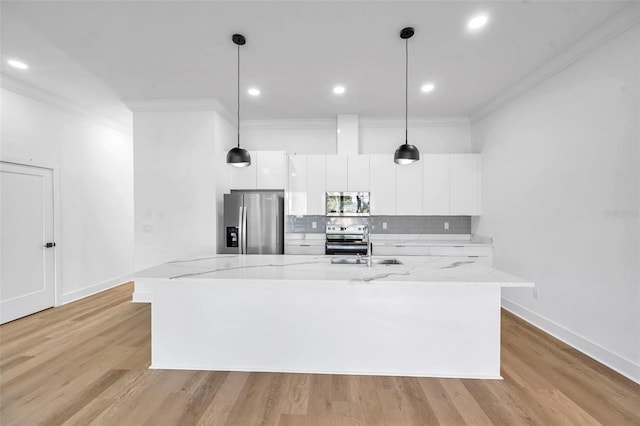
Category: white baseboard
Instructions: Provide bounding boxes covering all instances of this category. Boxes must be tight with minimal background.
[58,275,133,305]
[501,297,640,384]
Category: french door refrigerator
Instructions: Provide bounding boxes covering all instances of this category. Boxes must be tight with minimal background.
[222,191,284,254]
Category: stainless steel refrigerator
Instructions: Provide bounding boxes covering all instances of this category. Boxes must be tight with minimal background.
[222,191,284,254]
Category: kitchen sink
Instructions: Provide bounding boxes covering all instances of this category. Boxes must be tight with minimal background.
[330,257,403,265]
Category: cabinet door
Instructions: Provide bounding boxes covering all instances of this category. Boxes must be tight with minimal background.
[307,155,326,215]
[450,154,481,215]
[325,155,348,191]
[396,160,422,215]
[347,155,370,191]
[369,155,396,215]
[229,161,257,189]
[422,154,450,215]
[287,155,307,216]
[257,151,286,190]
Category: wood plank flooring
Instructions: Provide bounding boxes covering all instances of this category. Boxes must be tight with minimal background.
[1,282,638,425]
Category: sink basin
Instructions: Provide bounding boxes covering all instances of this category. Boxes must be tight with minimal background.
[331,257,403,265]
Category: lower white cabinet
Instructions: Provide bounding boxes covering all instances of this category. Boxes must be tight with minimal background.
[284,234,325,255]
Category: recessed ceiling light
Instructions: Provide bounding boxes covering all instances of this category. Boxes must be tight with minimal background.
[7,59,28,70]
[421,83,435,93]
[333,85,346,95]
[467,14,489,31]
[247,87,260,96]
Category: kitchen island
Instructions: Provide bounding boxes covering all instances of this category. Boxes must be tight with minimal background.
[133,255,533,379]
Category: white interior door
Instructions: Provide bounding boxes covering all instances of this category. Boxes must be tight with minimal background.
[1,162,55,323]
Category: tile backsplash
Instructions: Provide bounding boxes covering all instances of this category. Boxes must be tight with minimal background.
[286,215,471,234]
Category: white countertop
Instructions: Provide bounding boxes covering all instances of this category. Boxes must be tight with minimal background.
[133,254,531,288]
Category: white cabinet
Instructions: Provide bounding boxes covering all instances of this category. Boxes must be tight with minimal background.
[307,155,326,215]
[396,160,422,215]
[257,151,287,189]
[347,155,370,191]
[450,154,481,215]
[369,155,396,215]
[422,155,450,215]
[229,161,257,189]
[287,155,307,216]
[230,151,287,190]
[325,155,348,191]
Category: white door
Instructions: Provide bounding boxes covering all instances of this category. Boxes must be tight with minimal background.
[1,162,55,323]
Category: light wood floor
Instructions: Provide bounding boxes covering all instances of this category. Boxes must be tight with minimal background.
[1,282,638,425]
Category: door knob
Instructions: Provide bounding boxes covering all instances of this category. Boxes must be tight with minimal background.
[44,242,56,248]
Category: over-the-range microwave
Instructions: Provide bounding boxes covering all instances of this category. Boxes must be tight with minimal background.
[326,192,370,216]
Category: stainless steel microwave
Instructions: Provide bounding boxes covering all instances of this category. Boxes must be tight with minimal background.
[326,192,370,216]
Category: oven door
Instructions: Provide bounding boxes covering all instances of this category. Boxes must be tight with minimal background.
[325,243,369,255]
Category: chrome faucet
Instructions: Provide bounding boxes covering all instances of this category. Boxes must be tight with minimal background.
[363,225,372,267]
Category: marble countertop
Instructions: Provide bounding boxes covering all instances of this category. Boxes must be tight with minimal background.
[133,254,531,288]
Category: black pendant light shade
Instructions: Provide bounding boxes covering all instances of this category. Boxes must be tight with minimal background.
[227,33,252,167]
[394,143,420,165]
[226,146,251,167]
[394,27,420,165]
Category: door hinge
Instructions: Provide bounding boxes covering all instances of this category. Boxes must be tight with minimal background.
[44,242,56,248]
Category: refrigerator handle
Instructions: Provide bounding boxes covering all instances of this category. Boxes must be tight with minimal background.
[242,206,248,254]
[238,206,244,254]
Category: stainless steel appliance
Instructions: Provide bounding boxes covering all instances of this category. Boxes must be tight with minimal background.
[325,224,370,255]
[326,192,370,216]
[222,191,284,254]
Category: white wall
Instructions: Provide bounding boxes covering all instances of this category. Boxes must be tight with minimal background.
[472,27,639,381]
[133,109,220,270]
[0,87,134,303]
[241,117,471,155]
[214,112,235,253]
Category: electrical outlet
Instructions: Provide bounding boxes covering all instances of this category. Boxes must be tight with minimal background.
[312,222,317,229]
[444,222,449,230]
[382,222,387,230]
[533,288,539,299]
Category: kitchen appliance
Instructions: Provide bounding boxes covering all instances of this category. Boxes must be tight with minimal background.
[325,224,370,255]
[222,191,284,254]
[326,192,370,216]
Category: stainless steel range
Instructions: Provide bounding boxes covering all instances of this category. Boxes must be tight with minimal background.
[325,224,370,255]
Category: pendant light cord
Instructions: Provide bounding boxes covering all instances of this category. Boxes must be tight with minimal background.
[237,43,241,148]
[405,37,408,145]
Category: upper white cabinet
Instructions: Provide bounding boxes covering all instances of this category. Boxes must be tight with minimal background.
[325,155,348,191]
[307,155,326,215]
[422,155,450,215]
[396,160,423,215]
[229,159,257,189]
[450,154,481,215]
[347,155,370,191]
[369,155,396,215]
[230,151,287,190]
[287,155,307,216]
[283,153,481,217]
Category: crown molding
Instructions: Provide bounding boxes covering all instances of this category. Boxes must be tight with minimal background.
[0,73,132,136]
[242,118,336,130]
[124,98,235,124]
[360,116,469,128]
[470,4,640,124]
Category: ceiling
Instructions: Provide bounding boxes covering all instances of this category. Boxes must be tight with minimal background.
[0,1,634,126]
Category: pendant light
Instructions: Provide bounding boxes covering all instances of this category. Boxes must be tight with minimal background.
[226,33,251,167]
[394,27,420,165]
